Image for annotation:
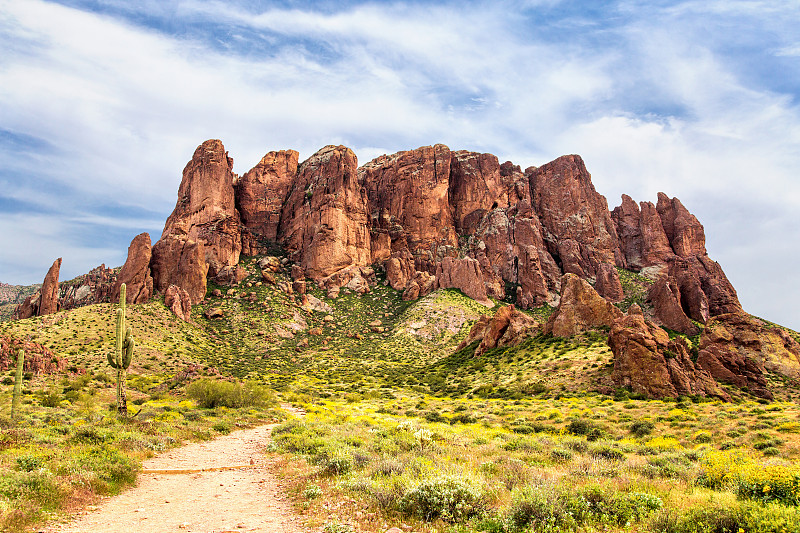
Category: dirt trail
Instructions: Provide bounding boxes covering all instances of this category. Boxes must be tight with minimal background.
[46,406,307,533]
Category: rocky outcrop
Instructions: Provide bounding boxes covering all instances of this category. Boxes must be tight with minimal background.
[279,145,371,282]
[594,263,624,303]
[361,144,456,275]
[60,264,116,310]
[611,195,673,270]
[695,313,800,399]
[0,336,67,374]
[39,258,61,316]
[435,257,491,306]
[545,273,623,337]
[666,256,742,322]
[14,258,61,319]
[112,233,153,304]
[448,151,511,234]
[656,192,706,258]
[164,284,192,322]
[646,277,699,335]
[237,149,299,253]
[609,305,729,400]
[529,155,623,277]
[457,304,539,357]
[151,140,241,303]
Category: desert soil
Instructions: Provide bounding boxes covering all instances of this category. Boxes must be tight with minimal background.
[45,408,307,533]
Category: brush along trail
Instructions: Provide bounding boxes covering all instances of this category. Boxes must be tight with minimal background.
[46,406,307,533]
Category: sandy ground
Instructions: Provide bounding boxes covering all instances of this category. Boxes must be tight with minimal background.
[45,410,307,533]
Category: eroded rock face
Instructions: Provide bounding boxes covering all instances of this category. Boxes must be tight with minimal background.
[695,313,800,399]
[279,145,371,281]
[667,256,742,322]
[60,265,117,310]
[237,149,299,252]
[164,284,192,322]
[611,195,673,270]
[39,258,61,316]
[112,233,153,304]
[0,336,67,374]
[609,305,729,400]
[529,155,623,277]
[435,256,491,306]
[646,277,699,336]
[657,192,707,258]
[594,263,624,303]
[152,140,240,302]
[361,144,456,275]
[448,151,511,234]
[545,273,623,337]
[456,304,539,357]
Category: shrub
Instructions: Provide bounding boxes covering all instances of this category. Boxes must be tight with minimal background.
[303,483,323,499]
[736,463,800,506]
[211,421,232,434]
[400,475,486,523]
[566,418,604,441]
[629,419,655,437]
[186,379,276,409]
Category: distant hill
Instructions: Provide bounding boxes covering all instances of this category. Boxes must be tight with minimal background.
[0,282,40,321]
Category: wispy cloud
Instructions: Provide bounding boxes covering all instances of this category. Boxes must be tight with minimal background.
[1,0,799,329]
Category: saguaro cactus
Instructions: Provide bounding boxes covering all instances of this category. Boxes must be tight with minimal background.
[11,348,24,419]
[107,283,134,416]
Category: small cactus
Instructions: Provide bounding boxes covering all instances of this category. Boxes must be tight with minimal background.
[108,284,134,416]
[11,348,24,419]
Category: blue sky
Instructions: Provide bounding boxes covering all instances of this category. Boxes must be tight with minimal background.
[1,0,799,329]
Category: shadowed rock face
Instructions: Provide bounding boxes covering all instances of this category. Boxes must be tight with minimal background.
[609,305,729,400]
[13,258,61,319]
[611,195,673,270]
[594,263,624,303]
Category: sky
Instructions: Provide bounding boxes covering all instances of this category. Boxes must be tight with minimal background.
[1,0,799,330]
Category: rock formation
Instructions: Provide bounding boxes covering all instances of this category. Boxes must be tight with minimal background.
[594,263,624,303]
[112,233,153,304]
[60,264,116,310]
[545,273,623,337]
[164,284,192,322]
[435,257,491,306]
[280,145,371,284]
[528,155,623,277]
[456,304,539,357]
[237,149,299,253]
[609,305,729,400]
[646,277,699,336]
[0,336,67,374]
[611,195,673,270]
[656,192,707,258]
[151,139,241,303]
[13,258,61,319]
[695,313,800,399]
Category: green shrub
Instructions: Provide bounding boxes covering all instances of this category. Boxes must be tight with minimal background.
[400,475,486,522]
[186,379,276,409]
[303,483,323,499]
[629,419,655,437]
[211,421,232,434]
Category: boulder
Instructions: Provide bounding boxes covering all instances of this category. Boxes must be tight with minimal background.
[609,305,729,400]
[528,155,623,276]
[112,233,153,304]
[594,263,624,303]
[456,304,539,357]
[165,284,192,322]
[204,307,223,320]
[545,273,623,337]
[279,145,372,282]
[435,257,492,306]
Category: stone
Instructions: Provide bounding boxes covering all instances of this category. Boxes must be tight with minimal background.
[258,256,282,273]
[609,310,729,400]
[594,263,624,303]
[456,304,539,357]
[435,257,492,306]
[0,336,67,374]
[212,289,222,297]
[236,149,299,249]
[112,233,153,304]
[611,195,673,270]
[528,155,623,276]
[165,284,192,322]
[292,280,306,295]
[151,140,241,303]
[261,271,275,285]
[59,264,116,310]
[204,307,223,319]
[448,150,511,234]
[666,256,742,322]
[646,277,699,335]
[279,145,371,282]
[213,265,247,286]
[301,295,334,314]
[545,273,623,337]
